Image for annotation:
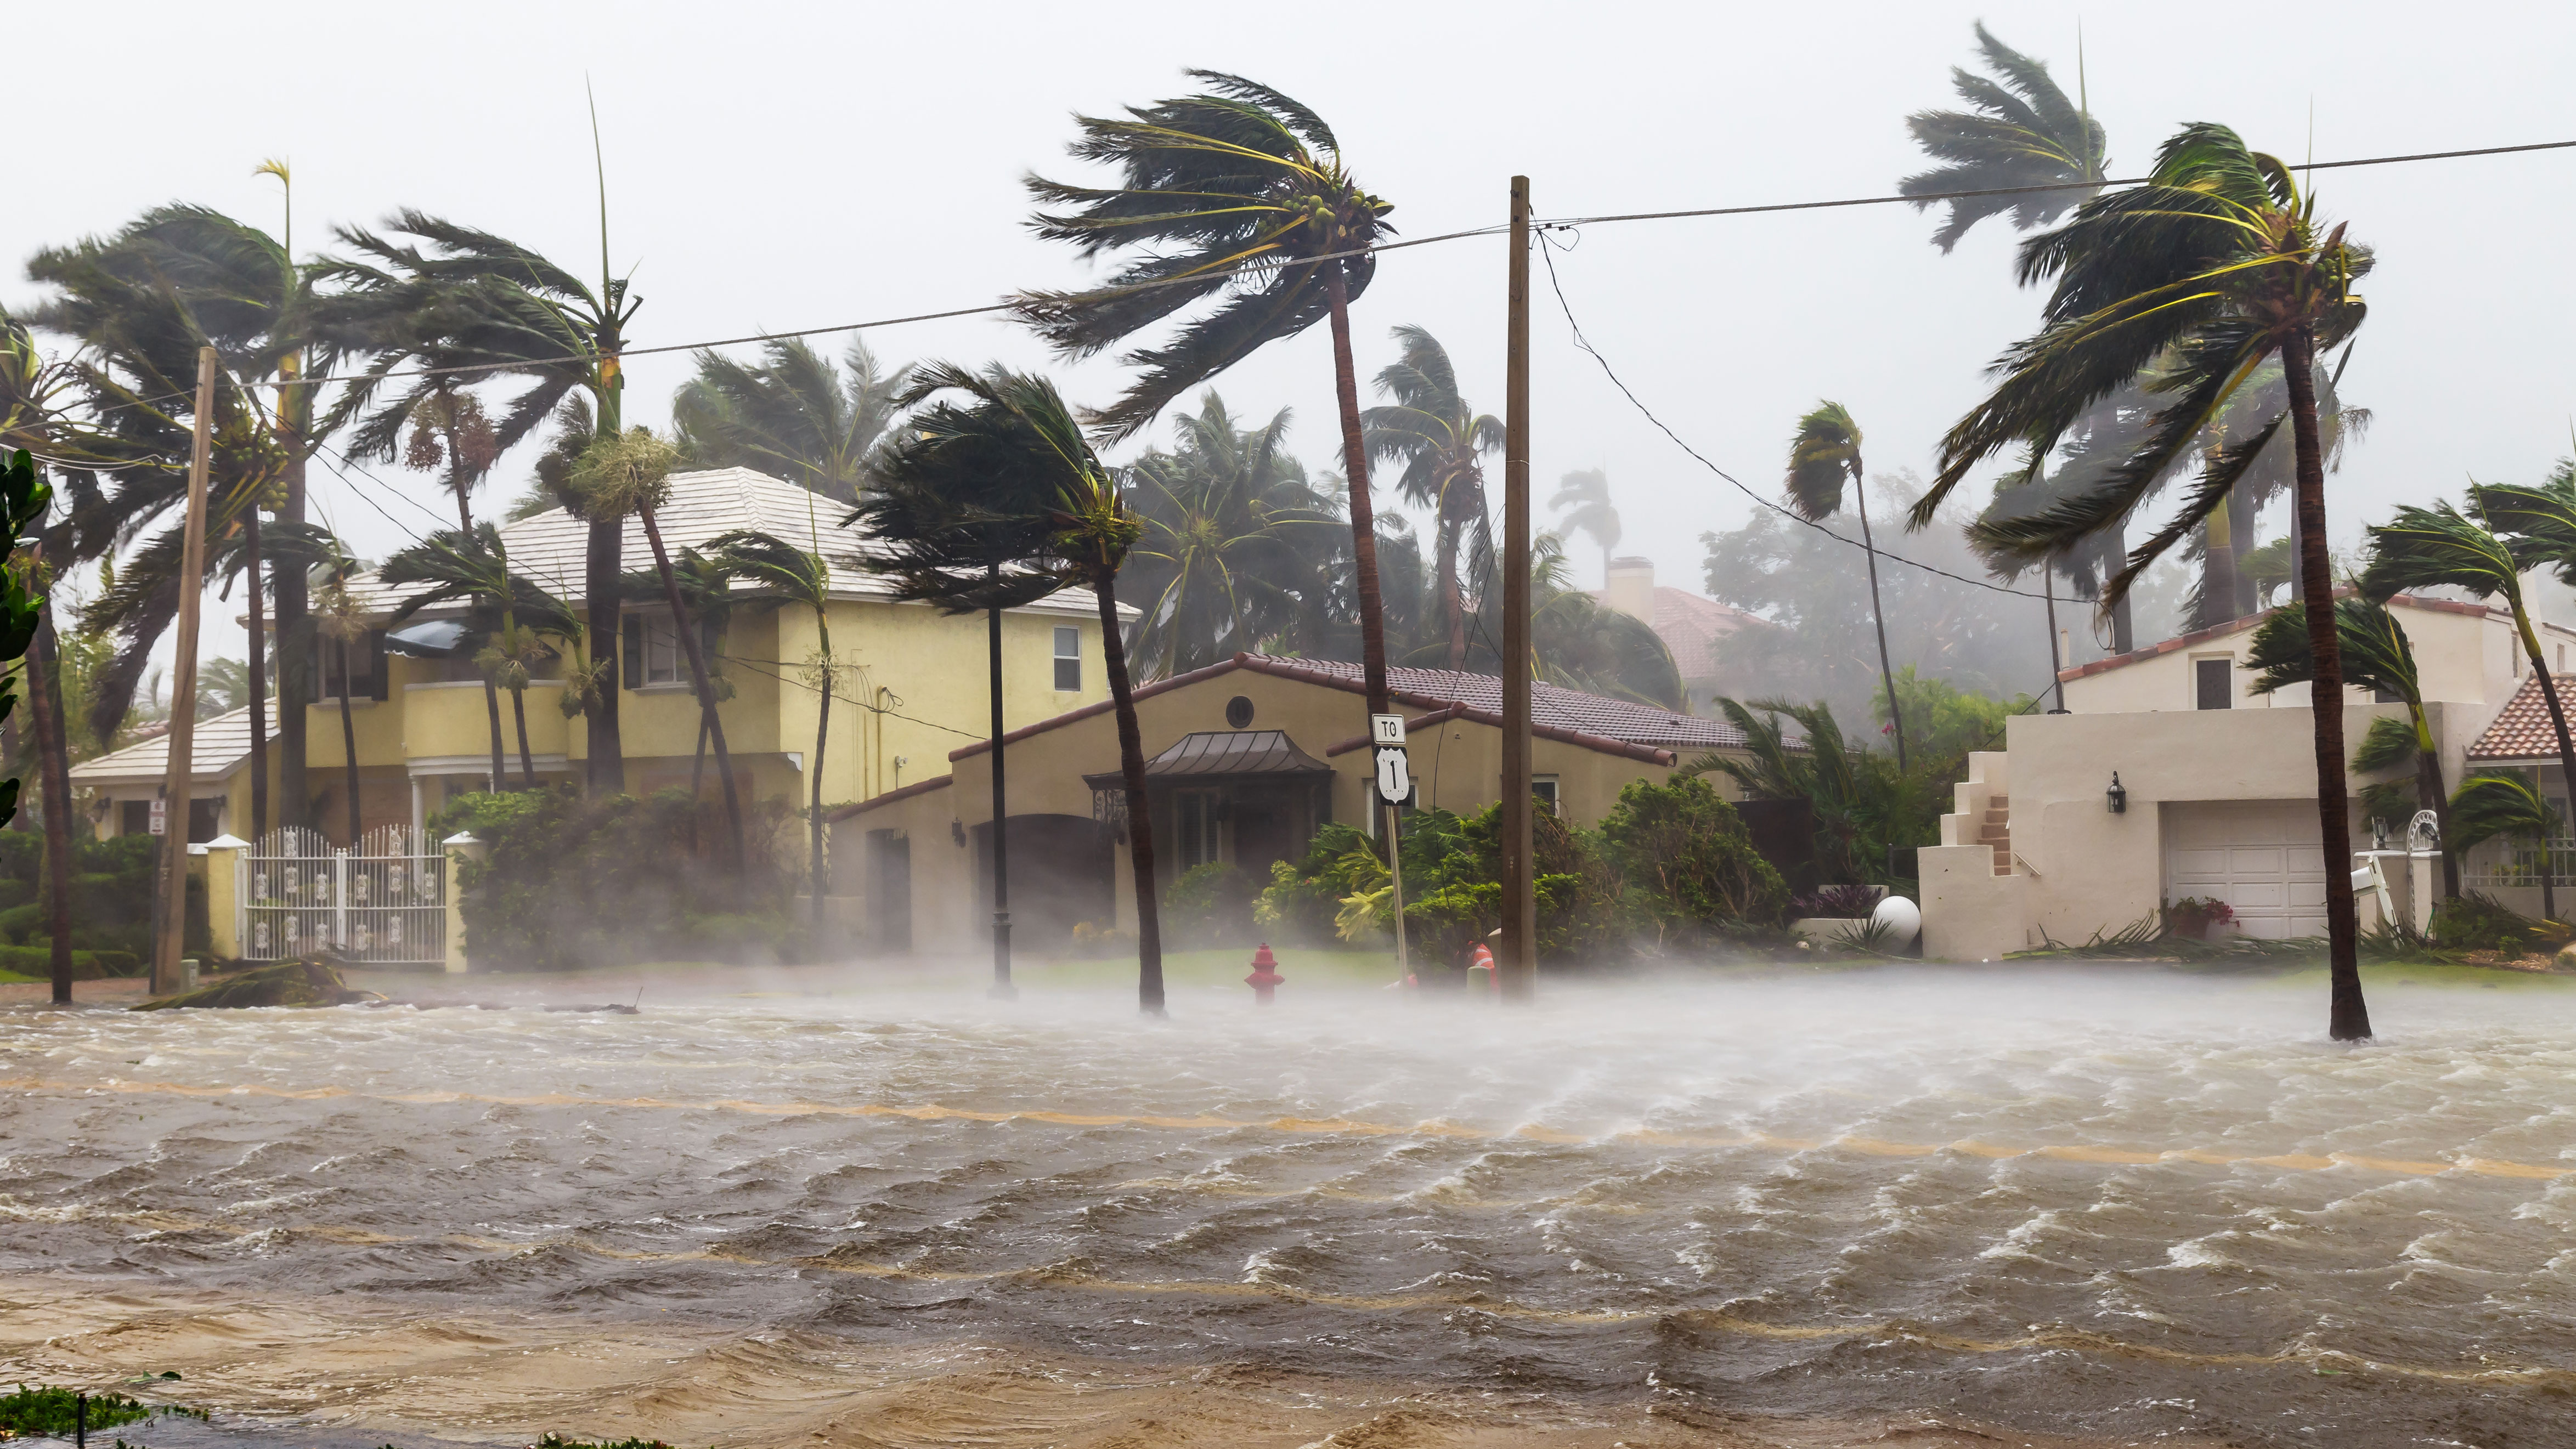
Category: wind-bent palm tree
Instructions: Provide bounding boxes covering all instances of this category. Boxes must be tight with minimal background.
[401,386,502,531]
[310,537,370,842]
[2245,596,2455,898]
[2449,772,2560,922]
[572,429,744,870]
[1549,468,1622,587]
[708,528,840,926]
[1924,123,2374,1042]
[1901,22,2108,252]
[1360,326,1501,671]
[1700,698,1867,884]
[2362,497,2576,881]
[675,338,911,501]
[377,524,551,792]
[1018,71,1401,718]
[861,363,1169,1015]
[2,314,86,1003]
[1122,392,1339,677]
[1786,402,1907,769]
[314,212,638,795]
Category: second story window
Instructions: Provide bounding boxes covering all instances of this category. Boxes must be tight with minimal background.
[2195,656,2233,711]
[1054,626,1081,692]
[623,612,717,690]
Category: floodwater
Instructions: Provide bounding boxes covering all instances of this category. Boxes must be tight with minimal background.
[2,964,2572,1448]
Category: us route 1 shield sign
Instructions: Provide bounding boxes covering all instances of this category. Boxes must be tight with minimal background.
[1374,744,1411,804]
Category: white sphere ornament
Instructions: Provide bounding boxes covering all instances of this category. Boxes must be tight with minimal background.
[1871,893,1922,946]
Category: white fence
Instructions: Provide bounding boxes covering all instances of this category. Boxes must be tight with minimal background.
[2459,836,2576,890]
[238,825,447,965]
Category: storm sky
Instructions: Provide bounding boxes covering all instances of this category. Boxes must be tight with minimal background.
[12,0,2573,670]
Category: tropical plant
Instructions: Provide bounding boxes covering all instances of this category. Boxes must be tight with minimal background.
[2448,771,2561,924]
[1018,70,1402,718]
[707,528,840,925]
[378,524,578,795]
[1785,401,1907,767]
[570,428,744,870]
[1597,776,1789,945]
[858,364,1169,1012]
[675,338,910,501]
[1120,392,1340,677]
[1360,325,1501,670]
[0,452,52,993]
[2243,595,2455,897]
[1698,699,1866,883]
[1513,533,1682,707]
[1922,122,2374,1040]
[1901,22,2108,252]
[400,386,502,530]
[314,210,638,793]
[309,536,370,843]
[1549,467,1621,587]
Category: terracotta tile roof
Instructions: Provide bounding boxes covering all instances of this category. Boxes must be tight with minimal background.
[826,773,951,822]
[2468,674,2576,761]
[1590,585,1769,681]
[2056,590,2506,683]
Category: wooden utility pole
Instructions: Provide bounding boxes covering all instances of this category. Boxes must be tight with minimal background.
[151,346,218,994]
[1499,178,1536,1001]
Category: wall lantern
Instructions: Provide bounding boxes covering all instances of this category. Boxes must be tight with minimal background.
[2106,772,2128,814]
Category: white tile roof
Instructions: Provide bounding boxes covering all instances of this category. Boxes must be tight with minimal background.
[69,706,259,786]
[348,467,1122,621]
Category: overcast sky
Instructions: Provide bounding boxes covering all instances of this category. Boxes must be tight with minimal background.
[13,0,2574,676]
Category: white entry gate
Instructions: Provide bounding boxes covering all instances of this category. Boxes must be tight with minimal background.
[239,825,447,965]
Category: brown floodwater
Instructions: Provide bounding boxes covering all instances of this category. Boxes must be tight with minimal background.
[1,963,2570,1447]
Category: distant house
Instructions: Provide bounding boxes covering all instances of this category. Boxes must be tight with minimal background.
[1918,590,2576,958]
[1590,556,1771,711]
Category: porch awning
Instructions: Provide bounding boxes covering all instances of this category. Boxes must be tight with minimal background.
[1083,731,1332,789]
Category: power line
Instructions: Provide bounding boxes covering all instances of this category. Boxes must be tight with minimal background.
[718,651,985,742]
[1533,231,2050,602]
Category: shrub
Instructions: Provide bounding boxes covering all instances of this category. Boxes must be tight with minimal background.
[1253,822,1387,946]
[1162,862,1258,947]
[1600,777,1789,947]
[1790,883,1882,918]
[2429,891,2556,954]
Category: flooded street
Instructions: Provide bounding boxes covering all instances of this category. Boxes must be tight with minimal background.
[2,963,2571,1447]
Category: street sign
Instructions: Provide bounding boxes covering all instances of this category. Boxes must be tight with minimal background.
[149,798,167,836]
[1370,713,1406,746]
[1374,745,1411,805]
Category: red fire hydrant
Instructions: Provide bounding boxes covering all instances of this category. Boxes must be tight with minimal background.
[1245,943,1286,1004]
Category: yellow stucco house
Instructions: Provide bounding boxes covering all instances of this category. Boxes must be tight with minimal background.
[70,467,1121,847]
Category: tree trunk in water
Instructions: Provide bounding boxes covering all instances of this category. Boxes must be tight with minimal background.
[585,516,626,795]
[810,614,832,930]
[245,510,268,843]
[276,448,310,829]
[640,507,743,873]
[27,613,76,1005]
[2282,329,2369,1042]
[1096,577,1163,1015]
[338,638,360,846]
[1854,482,1907,771]
[986,598,1012,995]
[1325,265,1392,718]
[482,678,505,794]
[511,687,536,789]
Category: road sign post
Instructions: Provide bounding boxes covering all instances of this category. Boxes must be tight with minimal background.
[1371,714,1410,983]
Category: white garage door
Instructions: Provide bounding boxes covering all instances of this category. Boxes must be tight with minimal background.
[2165,802,2329,939]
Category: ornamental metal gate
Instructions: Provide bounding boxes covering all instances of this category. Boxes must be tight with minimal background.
[238,825,447,965]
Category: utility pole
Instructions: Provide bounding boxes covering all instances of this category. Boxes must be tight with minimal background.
[151,346,217,995]
[1499,177,1536,1002]
[987,591,1014,1000]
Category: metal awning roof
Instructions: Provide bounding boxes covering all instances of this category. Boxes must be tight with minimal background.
[1083,730,1332,789]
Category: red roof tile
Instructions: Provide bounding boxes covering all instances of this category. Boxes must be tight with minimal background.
[2468,674,2576,761]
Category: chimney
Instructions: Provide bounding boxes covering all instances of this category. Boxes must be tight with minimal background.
[1606,556,1654,622]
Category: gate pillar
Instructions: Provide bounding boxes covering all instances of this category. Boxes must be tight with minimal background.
[201,834,251,960]
[442,831,486,974]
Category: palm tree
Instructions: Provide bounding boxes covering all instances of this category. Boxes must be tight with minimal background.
[314,212,638,795]
[2449,772,2560,922]
[707,528,840,926]
[1121,392,1340,677]
[1360,326,1502,671]
[675,338,911,501]
[1901,22,2108,252]
[1699,698,1866,884]
[310,537,370,843]
[400,386,502,530]
[571,429,745,869]
[1924,123,2374,1042]
[1018,71,1402,718]
[1786,402,1907,769]
[377,524,576,793]
[2360,497,2576,874]
[2244,596,2455,897]
[861,363,1168,1015]
[1549,468,1622,587]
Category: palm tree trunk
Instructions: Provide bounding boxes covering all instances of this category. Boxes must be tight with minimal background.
[277,443,310,829]
[1325,264,1392,718]
[27,611,76,1004]
[2228,477,2260,617]
[2044,561,2065,712]
[639,506,744,873]
[482,678,505,793]
[511,687,536,788]
[338,637,360,845]
[1438,518,1467,672]
[246,511,268,844]
[1852,483,1908,771]
[2413,712,2458,900]
[986,594,1012,995]
[2507,608,2576,921]
[585,517,626,795]
[1095,574,1163,1016]
[2283,329,2369,1042]
[810,612,831,930]
[2105,520,2134,654]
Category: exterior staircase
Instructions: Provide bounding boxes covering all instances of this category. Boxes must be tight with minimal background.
[1980,796,2012,876]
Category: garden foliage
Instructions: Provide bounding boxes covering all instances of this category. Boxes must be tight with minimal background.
[0,830,196,965]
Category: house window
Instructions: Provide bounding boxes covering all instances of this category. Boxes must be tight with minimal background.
[312,630,387,701]
[1053,626,1082,692]
[1532,775,1561,816]
[623,612,716,689]
[1173,788,1222,870]
[2195,657,2233,710]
